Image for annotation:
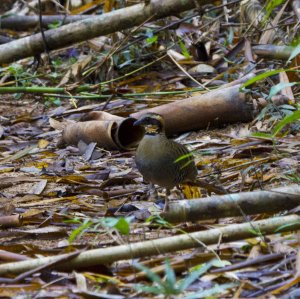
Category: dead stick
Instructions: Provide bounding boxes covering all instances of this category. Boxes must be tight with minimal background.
[210,252,285,273]
[0,249,30,262]
[0,250,81,283]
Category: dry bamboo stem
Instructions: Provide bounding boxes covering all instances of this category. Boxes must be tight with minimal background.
[0,0,210,64]
[252,45,295,60]
[161,184,300,223]
[0,215,298,275]
[0,15,92,30]
[131,85,254,134]
[0,214,22,227]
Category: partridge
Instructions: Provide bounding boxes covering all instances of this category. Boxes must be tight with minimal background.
[134,113,197,208]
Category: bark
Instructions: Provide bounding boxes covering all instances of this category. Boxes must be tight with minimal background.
[161,184,300,223]
[0,0,210,64]
[0,214,298,275]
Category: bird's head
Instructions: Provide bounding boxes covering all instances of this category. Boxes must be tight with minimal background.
[133,113,165,135]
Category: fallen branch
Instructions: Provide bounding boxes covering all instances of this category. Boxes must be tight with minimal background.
[0,214,298,275]
[0,0,209,64]
[161,184,300,223]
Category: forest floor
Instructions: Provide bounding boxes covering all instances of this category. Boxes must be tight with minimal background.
[0,0,299,298]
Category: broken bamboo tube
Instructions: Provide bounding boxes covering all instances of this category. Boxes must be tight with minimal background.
[60,111,144,150]
[131,85,254,135]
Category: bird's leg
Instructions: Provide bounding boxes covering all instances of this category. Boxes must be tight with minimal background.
[163,189,170,212]
[146,182,158,200]
[175,185,185,199]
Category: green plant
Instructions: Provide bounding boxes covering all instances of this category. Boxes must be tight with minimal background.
[48,20,63,29]
[178,38,191,59]
[275,221,300,232]
[68,218,93,243]
[133,259,211,297]
[133,259,233,298]
[145,29,158,45]
[45,96,62,107]
[67,216,133,243]
[265,0,286,21]
[146,214,173,229]
[240,69,299,90]
[252,109,300,140]
[287,39,300,64]
[2,63,36,88]
[282,172,300,183]
[268,82,299,99]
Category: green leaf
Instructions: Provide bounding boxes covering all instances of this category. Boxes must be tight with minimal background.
[272,110,300,137]
[251,132,273,139]
[114,217,131,235]
[134,262,164,286]
[101,217,118,228]
[268,82,298,99]
[146,215,172,228]
[240,69,298,89]
[247,228,263,237]
[68,219,92,243]
[183,282,239,299]
[287,44,300,63]
[211,259,231,268]
[48,20,62,29]
[134,284,163,295]
[178,263,211,291]
[164,260,178,291]
[275,221,300,232]
[279,104,296,110]
[146,35,158,44]
[265,0,285,20]
[101,217,132,235]
[174,152,194,163]
[178,39,191,59]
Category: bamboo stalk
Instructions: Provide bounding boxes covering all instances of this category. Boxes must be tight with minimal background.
[0,215,298,275]
[0,0,210,64]
[161,184,300,223]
